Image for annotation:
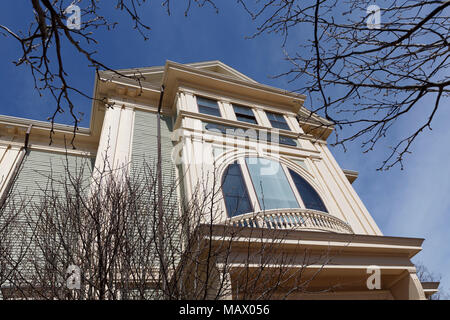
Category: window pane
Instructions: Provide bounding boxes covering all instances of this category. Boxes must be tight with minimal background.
[273,121,290,131]
[233,104,257,124]
[199,105,221,117]
[245,158,299,210]
[288,169,328,212]
[197,97,219,108]
[197,97,221,117]
[205,122,258,139]
[279,136,297,146]
[205,122,228,134]
[233,105,254,117]
[266,112,277,122]
[263,132,297,147]
[222,162,253,217]
[236,114,257,124]
[266,111,290,130]
[204,122,293,145]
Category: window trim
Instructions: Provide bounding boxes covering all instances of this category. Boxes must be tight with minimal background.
[238,157,261,212]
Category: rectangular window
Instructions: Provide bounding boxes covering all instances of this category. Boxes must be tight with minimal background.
[233,104,257,124]
[278,136,297,147]
[197,96,221,117]
[266,111,291,131]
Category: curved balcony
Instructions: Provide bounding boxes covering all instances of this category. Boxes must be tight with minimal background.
[229,208,353,234]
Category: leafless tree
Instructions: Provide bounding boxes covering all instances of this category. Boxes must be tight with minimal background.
[0,152,342,300]
[0,0,218,147]
[237,0,449,170]
[1,1,448,168]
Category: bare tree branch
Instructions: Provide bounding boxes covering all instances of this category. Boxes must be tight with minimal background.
[238,0,450,169]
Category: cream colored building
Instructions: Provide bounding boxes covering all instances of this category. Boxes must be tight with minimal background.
[0,60,437,299]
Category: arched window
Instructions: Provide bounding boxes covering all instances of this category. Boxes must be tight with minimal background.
[221,157,328,217]
[222,161,253,217]
[288,168,328,213]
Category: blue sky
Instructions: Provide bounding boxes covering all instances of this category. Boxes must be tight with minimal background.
[1,2,449,293]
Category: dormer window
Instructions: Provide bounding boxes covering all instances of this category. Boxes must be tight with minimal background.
[196,96,221,117]
[266,111,290,131]
[233,104,258,125]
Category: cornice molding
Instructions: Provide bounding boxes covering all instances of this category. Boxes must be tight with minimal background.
[0,115,90,135]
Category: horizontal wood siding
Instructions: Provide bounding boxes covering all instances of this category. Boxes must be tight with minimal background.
[131,110,180,269]
[1,150,93,284]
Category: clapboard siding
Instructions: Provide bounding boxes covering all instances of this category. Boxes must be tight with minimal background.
[9,151,92,196]
[131,110,178,197]
[1,150,93,284]
[131,110,181,268]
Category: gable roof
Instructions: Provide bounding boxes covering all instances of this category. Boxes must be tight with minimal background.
[101,60,258,86]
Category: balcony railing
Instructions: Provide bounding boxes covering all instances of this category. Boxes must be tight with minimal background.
[229,208,353,234]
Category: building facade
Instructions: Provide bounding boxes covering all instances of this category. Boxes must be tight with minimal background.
[0,61,437,299]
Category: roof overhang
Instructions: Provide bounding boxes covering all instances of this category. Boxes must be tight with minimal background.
[181,224,426,294]
[161,60,307,114]
[0,60,334,146]
[421,282,440,299]
[97,60,334,140]
[198,224,424,259]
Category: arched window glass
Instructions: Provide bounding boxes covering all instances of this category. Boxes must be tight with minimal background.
[288,168,328,212]
[222,161,253,217]
[245,158,299,210]
[222,158,329,217]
